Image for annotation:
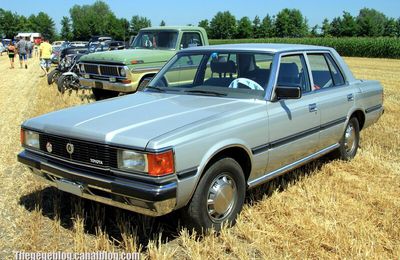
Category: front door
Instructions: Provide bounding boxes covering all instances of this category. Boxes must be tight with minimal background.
[266,53,320,172]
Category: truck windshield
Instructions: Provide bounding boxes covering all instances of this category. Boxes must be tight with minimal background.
[131,31,178,50]
[147,52,274,99]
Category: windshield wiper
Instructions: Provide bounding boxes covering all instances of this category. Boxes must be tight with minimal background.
[184,89,227,97]
[145,86,166,92]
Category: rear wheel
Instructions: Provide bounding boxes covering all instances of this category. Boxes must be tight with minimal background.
[47,69,61,85]
[183,157,246,233]
[333,117,360,160]
[92,88,119,100]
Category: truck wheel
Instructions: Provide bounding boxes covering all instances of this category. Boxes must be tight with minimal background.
[47,69,61,85]
[56,74,71,94]
[92,88,119,100]
[334,117,360,160]
[183,157,246,233]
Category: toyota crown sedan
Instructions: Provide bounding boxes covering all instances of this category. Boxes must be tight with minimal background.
[18,44,384,232]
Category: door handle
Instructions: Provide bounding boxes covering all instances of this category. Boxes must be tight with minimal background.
[347,94,354,101]
[309,103,318,112]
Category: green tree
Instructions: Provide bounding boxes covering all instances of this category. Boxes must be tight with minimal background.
[236,16,253,38]
[209,11,237,39]
[60,16,73,40]
[70,0,116,40]
[397,18,400,37]
[260,15,274,38]
[321,18,331,37]
[252,15,262,38]
[198,19,210,35]
[129,15,151,35]
[356,8,387,37]
[384,18,398,37]
[275,8,308,37]
[35,12,56,41]
[329,12,357,37]
[310,25,319,37]
[0,9,20,39]
[160,20,166,26]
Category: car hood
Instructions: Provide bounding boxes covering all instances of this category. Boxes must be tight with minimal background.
[23,92,252,149]
[79,49,174,65]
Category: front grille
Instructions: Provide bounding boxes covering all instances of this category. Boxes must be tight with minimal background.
[83,63,122,77]
[100,66,119,76]
[84,64,98,74]
[39,134,118,168]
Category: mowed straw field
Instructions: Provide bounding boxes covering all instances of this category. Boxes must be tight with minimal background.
[0,54,398,259]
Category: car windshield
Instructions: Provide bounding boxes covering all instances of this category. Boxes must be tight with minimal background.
[131,31,178,50]
[146,51,274,99]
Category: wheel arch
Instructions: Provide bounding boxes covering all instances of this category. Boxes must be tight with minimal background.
[350,109,365,130]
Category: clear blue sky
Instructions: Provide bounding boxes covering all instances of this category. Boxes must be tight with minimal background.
[1,0,400,32]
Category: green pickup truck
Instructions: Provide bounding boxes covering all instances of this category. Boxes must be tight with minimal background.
[78,26,209,100]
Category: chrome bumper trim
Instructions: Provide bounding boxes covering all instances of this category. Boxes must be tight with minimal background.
[79,77,135,92]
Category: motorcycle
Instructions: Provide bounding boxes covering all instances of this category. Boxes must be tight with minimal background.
[56,54,86,94]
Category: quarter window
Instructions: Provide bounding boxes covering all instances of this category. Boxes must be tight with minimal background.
[325,54,345,86]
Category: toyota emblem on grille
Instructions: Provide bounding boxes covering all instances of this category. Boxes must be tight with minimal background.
[66,143,74,155]
[46,142,53,153]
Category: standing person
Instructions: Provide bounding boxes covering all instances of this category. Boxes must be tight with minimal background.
[34,43,39,58]
[7,42,16,69]
[16,37,29,69]
[39,38,52,75]
[27,40,33,59]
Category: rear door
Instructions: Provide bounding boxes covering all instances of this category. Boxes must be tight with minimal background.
[306,52,354,148]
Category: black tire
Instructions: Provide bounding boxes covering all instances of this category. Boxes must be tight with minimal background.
[92,88,119,101]
[333,117,360,160]
[183,157,246,233]
[56,74,70,94]
[47,69,61,85]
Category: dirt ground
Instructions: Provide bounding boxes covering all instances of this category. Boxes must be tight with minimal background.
[0,54,399,259]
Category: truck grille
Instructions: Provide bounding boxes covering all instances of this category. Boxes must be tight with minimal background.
[39,134,118,168]
[83,63,122,77]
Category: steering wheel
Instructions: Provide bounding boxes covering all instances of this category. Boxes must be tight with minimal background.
[228,78,264,90]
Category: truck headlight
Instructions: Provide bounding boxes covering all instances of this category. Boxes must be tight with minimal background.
[80,64,85,73]
[21,129,40,149]
[119,67,126,77]
[117,149,174,176]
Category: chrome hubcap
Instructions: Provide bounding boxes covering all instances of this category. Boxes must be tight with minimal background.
[207,174,237,221]
[344,122,356,154]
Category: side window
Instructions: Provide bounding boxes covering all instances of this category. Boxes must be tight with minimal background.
[180,32,203,49]
[277,54,311,93]
[325,54,345,86]
[308,54,334,90]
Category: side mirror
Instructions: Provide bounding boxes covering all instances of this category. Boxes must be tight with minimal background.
[275,86,302,100]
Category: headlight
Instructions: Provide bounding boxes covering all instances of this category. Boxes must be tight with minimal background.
[119,67,126,77]
[21,129,40,149]
[80,64,85,72]
[117,149,174,176]
[118,150,147,172]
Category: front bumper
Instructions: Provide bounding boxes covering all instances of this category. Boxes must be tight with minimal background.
[18,150,177,217]
[79,77,135,93]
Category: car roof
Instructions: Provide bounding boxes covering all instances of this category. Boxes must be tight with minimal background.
[141,26,206,31]
[179,43,333,54]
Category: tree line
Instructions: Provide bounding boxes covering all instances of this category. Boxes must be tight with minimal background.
[1,0,399,42]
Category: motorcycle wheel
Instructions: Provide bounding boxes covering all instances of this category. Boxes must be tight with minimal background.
[57,74,73,94]
[47,69,61,85]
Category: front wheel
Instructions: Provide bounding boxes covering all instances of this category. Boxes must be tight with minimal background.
[56,74,72,94]
[182,157,246,233]
[333,117,360,160]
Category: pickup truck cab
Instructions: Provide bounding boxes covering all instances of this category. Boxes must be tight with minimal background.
[18,44,384,232]
[78,26,209,100]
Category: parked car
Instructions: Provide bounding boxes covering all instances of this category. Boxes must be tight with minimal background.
[52,41,65,48]
[70,41,88,47]
[18,44,384,232]
[78,26,208,100]
[109,41,125,51]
